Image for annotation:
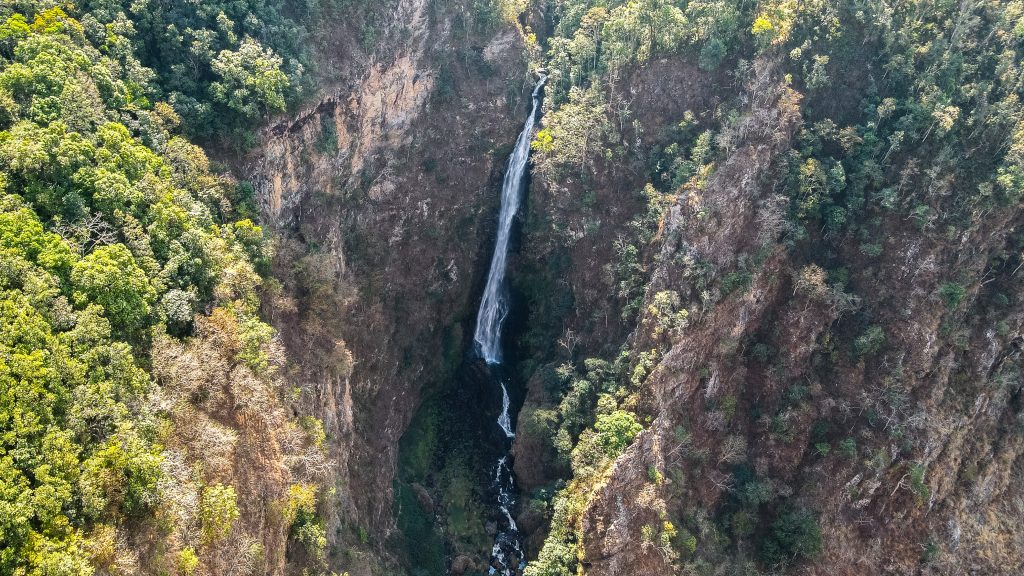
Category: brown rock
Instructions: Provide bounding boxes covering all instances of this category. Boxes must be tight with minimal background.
[450,555,475,575]
[411,483,433,514]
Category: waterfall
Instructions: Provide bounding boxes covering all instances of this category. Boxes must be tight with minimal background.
[474,75,547,365]
[474,74,546,576]
[497,383,515,438]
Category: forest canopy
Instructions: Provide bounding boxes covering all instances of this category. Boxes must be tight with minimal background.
[0,6,322,574]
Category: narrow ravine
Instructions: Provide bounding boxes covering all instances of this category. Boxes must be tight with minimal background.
[474,74,546,576]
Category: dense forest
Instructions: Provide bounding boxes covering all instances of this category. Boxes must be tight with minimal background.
[1,1,1023,576]
[0,4,328,575]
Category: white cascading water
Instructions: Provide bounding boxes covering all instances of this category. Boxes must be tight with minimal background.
[498,383,515,438]
[474,75,547,365]
[475,74,546,576]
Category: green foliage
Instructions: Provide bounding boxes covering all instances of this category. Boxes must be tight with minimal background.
[532,84,614,179]
[532,1,1024,574]
[284,483,327,561]
[676,526,698,556]
[316,113,339,154]
[646,290,689,337]
[852,325,886,358]
[649,117,717,191]
[739,480,773,507]
[237,311,276,372]
[908,462,930,506]
[72,244,155,335]
[209,38,290,118]
[200,483,240,544]
[720,268,753,296]
[68,0,311,141]
[525,351,646,576]
[178,547,199,575]
[0,7,278,573]
[545,0,742,104]
[938,282,967,311]
[593,410,643,456]
[611,185,674,320]
[630,348,659,387]
[761,506,823,565]
[838,438,857,458]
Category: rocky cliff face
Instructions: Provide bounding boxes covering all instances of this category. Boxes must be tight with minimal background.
[245,1,530,571]
[240,2,1024,575]
[513,27,1024,576]
[558,62,1024,569]
[573,61,804,575]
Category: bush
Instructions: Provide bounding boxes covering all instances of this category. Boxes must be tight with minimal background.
[284,483,326,561]
[675,527,698,556]
[938,282,967,310]
[200,484,240,544]
[593,410,643,457]
[852,325,885,357]
[838,438,857,458]
[178,547,199,576]
[909,462,930,506]
[720,269,753,296]
[646,290,689,337]
[761,506,823,565]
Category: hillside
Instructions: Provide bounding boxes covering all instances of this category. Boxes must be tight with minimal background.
[1,2,1022,576]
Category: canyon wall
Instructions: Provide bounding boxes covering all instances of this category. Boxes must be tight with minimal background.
[247,1,531,572]
[244,2,1024,575]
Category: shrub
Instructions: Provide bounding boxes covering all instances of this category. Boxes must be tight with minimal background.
[675,527,698,556]
[785,384,810,406]
[838,438,857,458]
[641,523,656,547]
[740,480,773,507]
[909,462,930,506]
[720,269,753,296]
[200,484,239,544]
[852,325,885,357]
[646,290,689,337]
[860,242,883,257]
[730,511,755,538]
[178,547,199,576]
[283,483,326,560]
[938,282,967,310]
[593,410,643,457]
[647,465,664,484]
[630,349,660,387]
[761,506,823,565]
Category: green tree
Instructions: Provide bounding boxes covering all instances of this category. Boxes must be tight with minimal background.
[593,410,643,456]
[71,244,156,334]
[200,483,240,544]
[209,37,289,118]
[762,506,823,565]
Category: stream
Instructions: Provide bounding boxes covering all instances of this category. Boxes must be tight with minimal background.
[473,74,546,576]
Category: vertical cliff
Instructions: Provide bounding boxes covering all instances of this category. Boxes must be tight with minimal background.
[246,1,533,571]
[510,2,1024,575]
[239,1,1024,575]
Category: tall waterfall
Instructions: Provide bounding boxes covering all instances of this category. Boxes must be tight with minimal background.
[474,75,547,365]
[475,74,546,576]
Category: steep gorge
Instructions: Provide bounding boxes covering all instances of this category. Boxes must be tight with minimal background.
[244,1,536,572]
[240,1,1024,576]
[1,1,1018,575]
